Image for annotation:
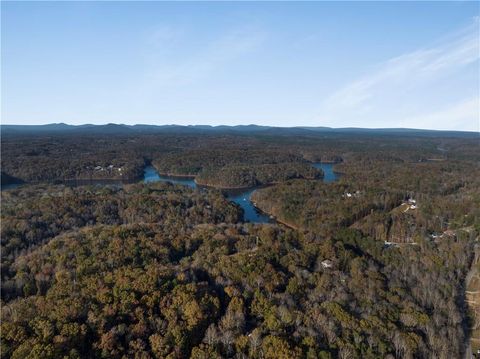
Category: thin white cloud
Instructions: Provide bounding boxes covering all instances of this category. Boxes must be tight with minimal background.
[400,97,479,131]
[147,26,267,87]
[319,21,479,130]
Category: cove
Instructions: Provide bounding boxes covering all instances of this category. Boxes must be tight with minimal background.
[223,187,273,224]
[143,166,196,188]
[142,166,272,223]
[142,163,339,224]
[312,162,339,183]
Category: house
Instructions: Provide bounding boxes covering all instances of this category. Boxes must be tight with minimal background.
[384,241,398,248]
[321,260,333,268]
[410,205,417,210]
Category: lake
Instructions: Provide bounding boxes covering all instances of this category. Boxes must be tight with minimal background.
[142,165,272,223]
[3,163,338,223]
[143,162,338,224]
[224,187,273,224]
[312,162,338,183]
[143,166,196,188]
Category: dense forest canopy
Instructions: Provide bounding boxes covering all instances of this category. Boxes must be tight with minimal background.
[1,128,479,358]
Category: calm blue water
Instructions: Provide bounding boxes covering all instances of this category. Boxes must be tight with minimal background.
[142,163,338,224]
[225,187,273,224]
[1,183,23,191]
[312,162,339,183]
[143,166,196,189]
[143,166,272,223]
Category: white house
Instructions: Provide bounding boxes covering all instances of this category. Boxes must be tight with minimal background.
[321,260,333,268]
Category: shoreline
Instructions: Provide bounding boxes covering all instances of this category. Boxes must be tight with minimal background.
[310,160,341,164]
[270,216,298,230]
[195,176,323,191]
[156,172,197,179]
[250,200,299,230]
[196,180,267,191]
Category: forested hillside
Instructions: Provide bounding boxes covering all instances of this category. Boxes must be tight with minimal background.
[1,130,479,358]
[252,159,480,241]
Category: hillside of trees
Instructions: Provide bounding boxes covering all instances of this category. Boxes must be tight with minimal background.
[195,163,322,189]
[253,153,480,242]
[1,130,479,358]
[2,188,477,358]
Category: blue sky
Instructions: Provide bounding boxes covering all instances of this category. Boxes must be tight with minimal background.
[2,1,479,131]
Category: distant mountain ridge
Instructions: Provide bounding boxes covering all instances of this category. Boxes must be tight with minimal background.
[1,123,477,137]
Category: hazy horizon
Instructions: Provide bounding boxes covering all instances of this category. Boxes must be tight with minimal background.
[2,1,479,131]
[2,122,479,133]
